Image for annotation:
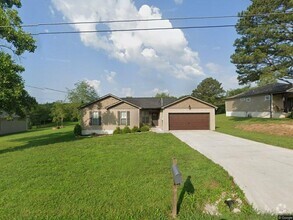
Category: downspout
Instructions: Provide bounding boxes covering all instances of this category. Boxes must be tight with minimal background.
[270,94,273,118]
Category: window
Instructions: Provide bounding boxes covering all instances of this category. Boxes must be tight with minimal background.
[118,111,130,126]
[240,98,245,101]
[120,111,127,125]
[90,111,101,125]
[141,111,149,124]
[265,95,271,101]
[246,98,251,102]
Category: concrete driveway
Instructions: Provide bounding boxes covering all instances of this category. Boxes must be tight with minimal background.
[171,130,293,214]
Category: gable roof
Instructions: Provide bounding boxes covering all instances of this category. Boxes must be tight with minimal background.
[162,96,217,109]
[79,94,122,109]
[226,83,293,100]
[80,94,217,110]
[105,100,141,110]
[122,97,178,109]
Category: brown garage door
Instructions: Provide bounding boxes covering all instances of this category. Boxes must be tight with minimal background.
[169,113,210,130]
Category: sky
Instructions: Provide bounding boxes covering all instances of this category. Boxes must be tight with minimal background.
[18,0,251,103]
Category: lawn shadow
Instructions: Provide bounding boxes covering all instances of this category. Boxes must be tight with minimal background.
[177,175,195,214]
[0,130,76,155]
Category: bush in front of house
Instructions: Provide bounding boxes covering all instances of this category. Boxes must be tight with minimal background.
[113,127,122,135]
[140,125,150,132]
[132,126,140,133]
[73,124,82,136]
[122,126,131,134]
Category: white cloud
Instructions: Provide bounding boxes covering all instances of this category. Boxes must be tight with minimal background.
[121,88,134,97]
[205,62,222,73]
[174,0,183,4]
[204,62,239,90]
[105,71,117,83]
[52,0,203,79]
[85,79,101,92]
[152,88,169,95]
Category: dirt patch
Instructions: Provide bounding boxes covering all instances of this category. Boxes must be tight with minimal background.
[236,123,293,136]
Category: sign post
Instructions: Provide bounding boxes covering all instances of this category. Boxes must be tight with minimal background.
[171,158,182,218]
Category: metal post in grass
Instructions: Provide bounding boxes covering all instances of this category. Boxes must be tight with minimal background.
[171,158,182,218]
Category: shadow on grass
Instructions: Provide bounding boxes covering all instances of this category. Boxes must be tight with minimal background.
[0,130,76,155]
[177,176,195,214]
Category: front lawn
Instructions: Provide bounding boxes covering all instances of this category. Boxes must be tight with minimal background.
[0,125,272,219]
[216,114,293,150]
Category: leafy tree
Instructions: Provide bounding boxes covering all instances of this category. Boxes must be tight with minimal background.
[226,86,251,97]
[191,77,225,106]
[67,81,99,120]
[155,92,177,98]
[51,101,68,127]
[67,81,99,104]
[29,103,53,126]
[231,0,293,85]
[0,0,37,116]
[155,92,170,98]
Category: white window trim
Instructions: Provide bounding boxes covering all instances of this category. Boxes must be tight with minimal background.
[264,95,271,101]
[246,97,251,102]
[91,111,101,125]
[120,111,127,126]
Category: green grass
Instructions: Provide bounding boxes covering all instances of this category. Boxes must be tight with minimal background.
[0,125,274,219]
[216,114,293,150]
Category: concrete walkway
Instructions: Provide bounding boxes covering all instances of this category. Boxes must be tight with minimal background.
[171,130,293,214]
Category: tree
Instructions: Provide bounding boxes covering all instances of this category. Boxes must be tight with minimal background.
[231,0,293,85]
[226,86,251,97]
[29,103,53,126]
[191,77,225,106]
[0,1,37,116]
[51,101,68,127]
[67,81,99,119]
[154,92,176,98]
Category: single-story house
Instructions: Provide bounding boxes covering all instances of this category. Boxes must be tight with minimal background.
[0,113,28,135]
[225,83,293,118]
[80,94,217,135]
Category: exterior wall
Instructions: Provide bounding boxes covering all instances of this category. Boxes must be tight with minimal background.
[167,98,214,109]
[81,97,139,135]
[225,94,288,118]
[162,98,216,131]
[0,117,27,135]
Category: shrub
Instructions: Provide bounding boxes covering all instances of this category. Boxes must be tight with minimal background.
[122,126,131,134]
[140,125,150,132]
[113,127,122,135]
[132,126,140,133]
[73,124,82,136]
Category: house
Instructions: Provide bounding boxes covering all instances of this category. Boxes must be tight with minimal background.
[0,113,28,135]
[225,83,293,118]
[80,94,217,135]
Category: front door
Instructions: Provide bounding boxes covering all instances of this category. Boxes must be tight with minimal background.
[152,113,159,126]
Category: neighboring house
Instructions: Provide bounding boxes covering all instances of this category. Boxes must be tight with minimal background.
[0,113,28,135]
[225,83,293,118]
[80,94,217,135]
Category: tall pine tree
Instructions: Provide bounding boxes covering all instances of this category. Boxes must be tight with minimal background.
[231,0,293,85]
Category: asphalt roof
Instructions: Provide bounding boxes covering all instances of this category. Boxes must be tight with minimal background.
[122,97,178,109]
[227,83,293,99]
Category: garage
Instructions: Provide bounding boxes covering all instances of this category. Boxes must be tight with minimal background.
[169,113,210,130]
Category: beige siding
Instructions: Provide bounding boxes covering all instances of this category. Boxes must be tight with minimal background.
[81,97,139,134]
[0,118,27,135]
[162,98,215,130]
[226,95,271,112]
[167,98,214,109]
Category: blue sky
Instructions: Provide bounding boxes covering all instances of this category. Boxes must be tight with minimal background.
[18,0,251,103]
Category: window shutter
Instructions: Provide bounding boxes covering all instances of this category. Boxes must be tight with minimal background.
[118,111,121,125]
[89,111,92,126]
[99,116,102,125]
[127,111,130,126]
